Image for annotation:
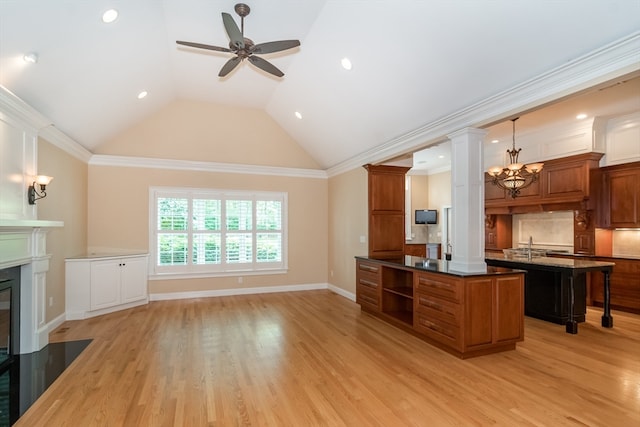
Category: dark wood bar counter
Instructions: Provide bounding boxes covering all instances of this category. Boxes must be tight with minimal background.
[355,256,526,358]
[485,254,615,334]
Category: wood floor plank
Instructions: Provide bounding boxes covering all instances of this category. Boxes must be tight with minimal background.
[14,290,640,426]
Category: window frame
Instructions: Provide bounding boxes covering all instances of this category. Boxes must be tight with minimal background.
[149,187,288,279]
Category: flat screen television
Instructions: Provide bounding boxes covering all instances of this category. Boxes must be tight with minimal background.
[415,209,438,224]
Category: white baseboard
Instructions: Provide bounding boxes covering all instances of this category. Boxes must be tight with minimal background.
[150,282,357,302]
[328,284,356,301]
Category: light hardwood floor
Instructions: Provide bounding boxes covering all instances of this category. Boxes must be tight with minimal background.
[16,290,640,426]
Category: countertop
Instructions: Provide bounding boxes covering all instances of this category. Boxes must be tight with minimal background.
[356,255,524,278]
[485,253,614,272]
[546,251,640,261]
[66,252,149,261]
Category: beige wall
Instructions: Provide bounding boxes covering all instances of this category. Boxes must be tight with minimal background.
[410,175,429,215]
[88,165,328,294]
[96,99,320,169]
[426,171,451,243]
[328,167,368,295]
[37,138,88,323]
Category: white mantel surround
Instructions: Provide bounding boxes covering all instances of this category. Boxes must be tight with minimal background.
[0,220,63,354]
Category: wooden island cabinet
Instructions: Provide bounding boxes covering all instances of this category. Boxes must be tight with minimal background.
[356,256,525,358]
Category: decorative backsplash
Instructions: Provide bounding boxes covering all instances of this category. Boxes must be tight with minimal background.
[512,211,574,252]
[613,229,640,258]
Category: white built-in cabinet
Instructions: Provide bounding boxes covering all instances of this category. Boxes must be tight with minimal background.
[66,253,149,320]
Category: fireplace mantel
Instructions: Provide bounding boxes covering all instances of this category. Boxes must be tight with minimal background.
[0,222,63,354]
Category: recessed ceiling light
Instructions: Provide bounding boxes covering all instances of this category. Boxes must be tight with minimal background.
[294,111,302,119]
[102,9,119,23]
[576,113,588,120]
[341,57,352,70]
[438,155,445,159]
[137,91,148,99]
[491,139,499,144]
[23,52,38,63]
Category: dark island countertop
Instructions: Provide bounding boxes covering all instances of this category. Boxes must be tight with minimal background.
[485,253,615,272]
[356,255,525,278]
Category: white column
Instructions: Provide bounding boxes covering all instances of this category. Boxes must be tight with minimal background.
[447,127,487,273]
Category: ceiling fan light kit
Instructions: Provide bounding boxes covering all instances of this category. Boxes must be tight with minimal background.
[176,3,300,78]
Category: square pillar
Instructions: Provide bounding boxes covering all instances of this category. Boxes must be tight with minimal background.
[447,127,487,273]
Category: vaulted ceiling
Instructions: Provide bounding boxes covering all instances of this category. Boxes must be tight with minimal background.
[1,1,639,172]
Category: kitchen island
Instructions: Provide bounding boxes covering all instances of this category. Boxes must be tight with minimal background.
[355,256,525,358]
[485,254,615,334]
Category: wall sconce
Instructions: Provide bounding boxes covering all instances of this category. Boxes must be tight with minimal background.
[28,175,53,204]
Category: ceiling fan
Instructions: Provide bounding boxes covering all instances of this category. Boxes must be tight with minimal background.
[176,3,300,78]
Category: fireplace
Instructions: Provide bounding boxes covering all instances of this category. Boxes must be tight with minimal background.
[0,266,19,371]
[0,223,62,355]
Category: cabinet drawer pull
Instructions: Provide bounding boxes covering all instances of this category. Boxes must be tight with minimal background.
[359,264,379,273]
[420,298,442,311]
[359,278,378,288]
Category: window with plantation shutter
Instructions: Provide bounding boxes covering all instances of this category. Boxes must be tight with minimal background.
[150,188,287,278]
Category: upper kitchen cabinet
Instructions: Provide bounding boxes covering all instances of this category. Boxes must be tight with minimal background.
[364,164,411,259]
[593,162,640,228]
[485,153,603,212]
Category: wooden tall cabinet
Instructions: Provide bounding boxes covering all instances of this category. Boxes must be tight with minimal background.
[593,162,640,228]
[364,164,411,259]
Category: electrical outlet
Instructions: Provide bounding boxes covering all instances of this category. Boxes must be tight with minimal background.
[330,270,334,277]
[238,276,243,284]
[49,296,53,307]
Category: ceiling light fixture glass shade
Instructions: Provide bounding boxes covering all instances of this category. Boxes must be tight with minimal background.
[487,117,543,199]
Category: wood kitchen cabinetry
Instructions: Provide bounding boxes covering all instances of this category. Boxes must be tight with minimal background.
[364,164,411,259]
[592,162,640,228]
[66,253,149,320]
[404,243,427,257]
[355,257,525,358]
[485,214,512,251]
[589,257,640,314]
[485,153,603,212]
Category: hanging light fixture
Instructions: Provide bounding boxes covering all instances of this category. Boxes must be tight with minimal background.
[487,118,543,199]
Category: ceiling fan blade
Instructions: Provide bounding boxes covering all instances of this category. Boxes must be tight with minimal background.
[222,12,244,49]
[219,57,242,77]
[248,56,284,77]
[252,40,301,55]
[176,40,231,53]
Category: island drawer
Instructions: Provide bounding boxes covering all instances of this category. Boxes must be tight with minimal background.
[414,293,460,325]
[357,275,380,306]
[414,312,459,347]
[357,260,381,276]
[415,273,462,303]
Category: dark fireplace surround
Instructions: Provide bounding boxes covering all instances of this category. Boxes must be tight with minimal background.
[0,266,20,372]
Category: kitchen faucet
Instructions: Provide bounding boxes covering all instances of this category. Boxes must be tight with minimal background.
[528,236,533,261]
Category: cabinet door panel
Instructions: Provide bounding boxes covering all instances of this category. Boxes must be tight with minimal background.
[494,276,524,342]
[609,170,639,226]
[90,260,121,310]
[121,257,148,303]
[543,162,587,199]
[464,278,493,347]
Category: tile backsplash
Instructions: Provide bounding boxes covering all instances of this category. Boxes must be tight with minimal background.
[612,229,640,258]
[512,211,574,252]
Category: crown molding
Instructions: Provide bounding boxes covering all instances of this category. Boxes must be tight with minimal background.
[0,85,51,131]
[39,125,93,162]
[89,155,328,179]
[326,31,640,178]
